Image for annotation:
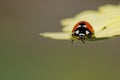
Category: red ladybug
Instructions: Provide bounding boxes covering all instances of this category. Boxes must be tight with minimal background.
[71,21,95,43]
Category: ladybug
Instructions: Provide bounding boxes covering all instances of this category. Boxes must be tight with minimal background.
[71,21,95,43]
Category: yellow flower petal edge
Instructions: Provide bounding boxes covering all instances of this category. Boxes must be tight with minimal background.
[40,4,120,40]
[40,32,71,40]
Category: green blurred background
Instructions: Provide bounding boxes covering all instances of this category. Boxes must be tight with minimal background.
[1,0,120,80]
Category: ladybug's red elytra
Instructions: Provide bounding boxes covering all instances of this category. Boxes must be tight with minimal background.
[71,21,95,43]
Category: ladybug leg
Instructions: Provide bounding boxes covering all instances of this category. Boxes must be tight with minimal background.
[71,39,74,44]
[79,37,86,44]
[71,34,75,44]
[81,39,85,44]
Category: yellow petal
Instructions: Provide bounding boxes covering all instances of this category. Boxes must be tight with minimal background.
[40,32,71,40]
[95,17,120,38]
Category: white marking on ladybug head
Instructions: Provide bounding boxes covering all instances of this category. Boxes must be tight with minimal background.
[82,25,87,28]
[79,33,85,37]
[78,25,81,28]
[85,30,90,34]
[75,30,79,34]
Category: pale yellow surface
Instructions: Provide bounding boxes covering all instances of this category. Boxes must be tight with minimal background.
[40,32,71,40]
